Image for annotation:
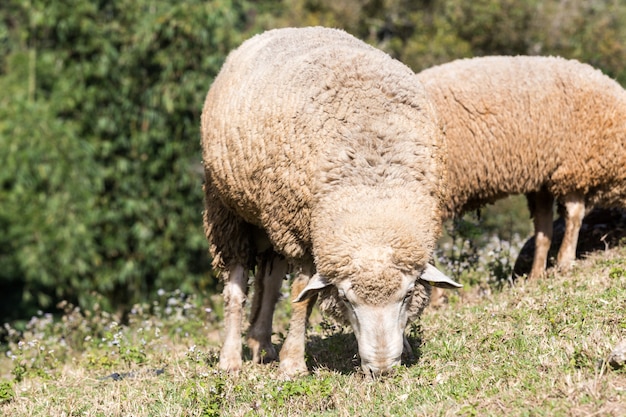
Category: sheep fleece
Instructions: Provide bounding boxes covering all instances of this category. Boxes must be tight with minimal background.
[201,27,447,304]
[417,55,626,217]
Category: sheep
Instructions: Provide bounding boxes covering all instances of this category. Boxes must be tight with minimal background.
[201,26,460,377]
[416,55,626,279]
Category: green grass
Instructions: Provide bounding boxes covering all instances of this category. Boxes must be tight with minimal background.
[1,247,625,416]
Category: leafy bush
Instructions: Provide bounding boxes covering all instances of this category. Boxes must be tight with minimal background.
[0,0,250,318]
[0,55,101,320]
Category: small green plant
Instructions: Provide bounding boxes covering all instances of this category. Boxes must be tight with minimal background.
[182,375,226,417]
[609,266,626,279]
[10,362,26,384]
[5,324,62,382]
[0,380,15,404]
[437,212,524,289]
[265,377,334,411]
[203,376,226,417]
[119,345,147,366]
[569,346,595,370]
[438,217,482,283]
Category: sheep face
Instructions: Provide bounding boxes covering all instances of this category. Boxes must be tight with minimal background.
[338,271,416,377]
[296,264,459,377]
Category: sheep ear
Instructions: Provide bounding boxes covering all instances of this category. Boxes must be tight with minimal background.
[420,264,462,289]
[293,273,330,303]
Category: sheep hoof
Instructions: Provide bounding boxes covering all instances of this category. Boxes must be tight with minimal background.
[556,260,575,273]
[527,268,547,280]
[279,358,309,377]
[218,351,243,373]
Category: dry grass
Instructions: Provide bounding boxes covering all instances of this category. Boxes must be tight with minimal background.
[1,246,625,416]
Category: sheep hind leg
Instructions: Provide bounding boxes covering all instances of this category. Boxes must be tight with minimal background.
[527,189,554,279]
[247,252,287,364]
[219,264,249,372]
[556,192,585,272]
[279,262,316,377]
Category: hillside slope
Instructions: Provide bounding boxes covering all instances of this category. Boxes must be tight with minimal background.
[1,246,624,416]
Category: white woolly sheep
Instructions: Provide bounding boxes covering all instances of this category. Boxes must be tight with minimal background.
[201,26,460,377]
[417,55,626,279]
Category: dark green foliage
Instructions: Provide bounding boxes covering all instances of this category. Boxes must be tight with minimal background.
[0,0,249,320]
[444,0,538,55]
[261,0,626,80]
[0,52,101,320]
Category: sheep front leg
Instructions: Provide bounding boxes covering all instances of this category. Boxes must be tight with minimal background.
[556,192,585,272]
[528,189,554,279]
[219,264,248,372]
[279,264,316,376]
[247,254,287,363]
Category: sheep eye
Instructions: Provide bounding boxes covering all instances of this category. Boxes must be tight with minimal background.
[403,289,414,303]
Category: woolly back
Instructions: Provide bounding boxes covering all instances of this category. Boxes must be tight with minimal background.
[417,55,626,216]
[202,27,446,264]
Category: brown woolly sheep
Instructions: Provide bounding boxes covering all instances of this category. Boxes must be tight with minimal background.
[417,56,626,279]
[201,27,459,377]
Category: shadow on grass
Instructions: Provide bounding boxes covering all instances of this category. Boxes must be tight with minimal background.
[300,329,424,375]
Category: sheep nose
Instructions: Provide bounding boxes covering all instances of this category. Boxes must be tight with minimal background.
[362,359,400,378]
[363,364,383,378]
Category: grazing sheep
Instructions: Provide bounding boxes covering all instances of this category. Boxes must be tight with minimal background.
[417,56,626,279]
[201,26,460,377]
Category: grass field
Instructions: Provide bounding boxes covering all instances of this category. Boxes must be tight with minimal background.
[0,245,624,416]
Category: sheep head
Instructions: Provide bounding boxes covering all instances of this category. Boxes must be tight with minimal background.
[295,263,459,377]
[306,183,457,376]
